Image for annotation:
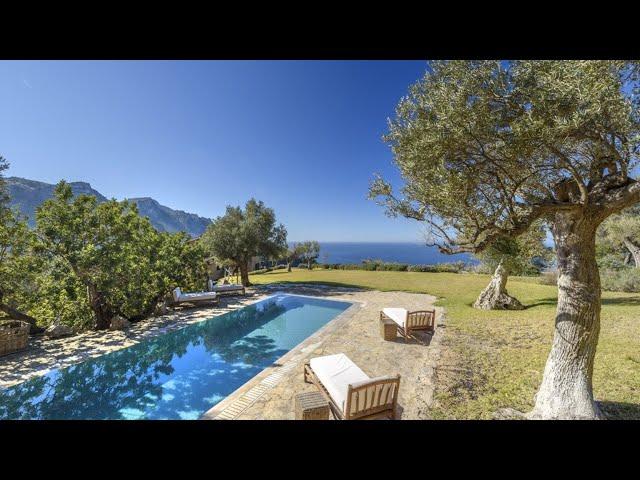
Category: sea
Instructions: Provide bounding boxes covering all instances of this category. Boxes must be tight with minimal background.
[306,242,474,265]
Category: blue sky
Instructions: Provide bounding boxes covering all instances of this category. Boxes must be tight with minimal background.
[0,60,429,242]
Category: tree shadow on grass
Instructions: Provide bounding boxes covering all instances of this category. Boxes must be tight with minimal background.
[601,296,640,307]
[524,297,558,309]
[598,401,640,420]
[522,295,640,309]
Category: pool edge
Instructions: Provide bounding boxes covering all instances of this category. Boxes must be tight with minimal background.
[200,295,363,420]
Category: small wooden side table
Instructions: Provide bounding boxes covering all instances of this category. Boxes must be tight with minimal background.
[295,391,330,420]
[379,315,397,341]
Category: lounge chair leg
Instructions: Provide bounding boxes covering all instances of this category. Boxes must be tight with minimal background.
[303,362,312,384]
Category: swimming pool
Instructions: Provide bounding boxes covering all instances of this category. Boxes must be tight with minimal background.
[0,294,352,420]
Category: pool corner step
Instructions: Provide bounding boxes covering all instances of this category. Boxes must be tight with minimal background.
[205,354,303,420]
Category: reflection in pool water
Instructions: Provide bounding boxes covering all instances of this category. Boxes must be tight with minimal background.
[0,294,351,420]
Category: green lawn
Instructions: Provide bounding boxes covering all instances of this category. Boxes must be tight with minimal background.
[249,268,640,419]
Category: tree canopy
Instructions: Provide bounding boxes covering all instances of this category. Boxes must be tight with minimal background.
[370,60,640,420]
[295,240,321,269]
[475,221,551,276]
[33,182,207,329]
[201,198,287,286]
[371,61,640,254]
[0,173,208,332]
[0,157,43,331]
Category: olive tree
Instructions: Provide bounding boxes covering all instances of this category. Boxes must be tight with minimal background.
[597,205,640,267]
[297,240,321,270]
[370,61,640,419]
[282,243,301,272]
[201,199,287,286]
[473,221,551,310]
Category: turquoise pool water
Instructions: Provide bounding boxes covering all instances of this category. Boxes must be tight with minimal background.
[0,294,351,420]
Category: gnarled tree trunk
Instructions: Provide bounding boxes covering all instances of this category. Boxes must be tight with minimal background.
[239,261,251,287]
[0,291,43,334]
[473,261,524,310]
[87,284,113,330]
[622,237,640,268]
[529,212,602,420]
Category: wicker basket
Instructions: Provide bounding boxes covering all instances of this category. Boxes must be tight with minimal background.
[0,320,30,356]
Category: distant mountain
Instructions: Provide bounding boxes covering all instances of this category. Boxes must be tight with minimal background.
[5,177,211,237]
[125,197,211,237]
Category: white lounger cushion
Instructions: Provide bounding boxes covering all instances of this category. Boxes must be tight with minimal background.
[173,287,217,302]
[383,308,408,328]
[211,284,244,292]
[310,353,370,412]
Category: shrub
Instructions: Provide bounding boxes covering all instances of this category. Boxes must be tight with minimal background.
[316,260,468,273]
[597,253,629,271]
[600,268,640,292]
[376,262,408,271]
[31,182,209,330]
[407,261,467,273]
[360,261,379,271]
[538,270,558,286]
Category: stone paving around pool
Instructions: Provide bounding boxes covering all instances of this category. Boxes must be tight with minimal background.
[204,285,444,420]
[0,284,444,420]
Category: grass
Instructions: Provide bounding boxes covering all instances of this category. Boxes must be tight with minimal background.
[249,268,640,419]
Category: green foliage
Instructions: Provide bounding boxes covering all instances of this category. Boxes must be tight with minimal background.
[474,221,552,276]
[201,199,287,284]
[281,244,301,269]
[600,268,640,292]
[370,60,640,254]
[318,260,467,273]
[406,262,468,273]
[596,251,628,271]
[597,205,640,268]
[293,241,321,268]
[0,157,42,327]
[30,181,206,329]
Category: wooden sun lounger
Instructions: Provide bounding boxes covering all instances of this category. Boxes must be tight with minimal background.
[303,353,401,420]
[381,308,436,342]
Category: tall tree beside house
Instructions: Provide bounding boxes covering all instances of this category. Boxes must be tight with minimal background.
[473,221,552,310]
[201,199,287,286]
[370,60,640,419]
[282,243,301,272]
[0,157,43,332]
